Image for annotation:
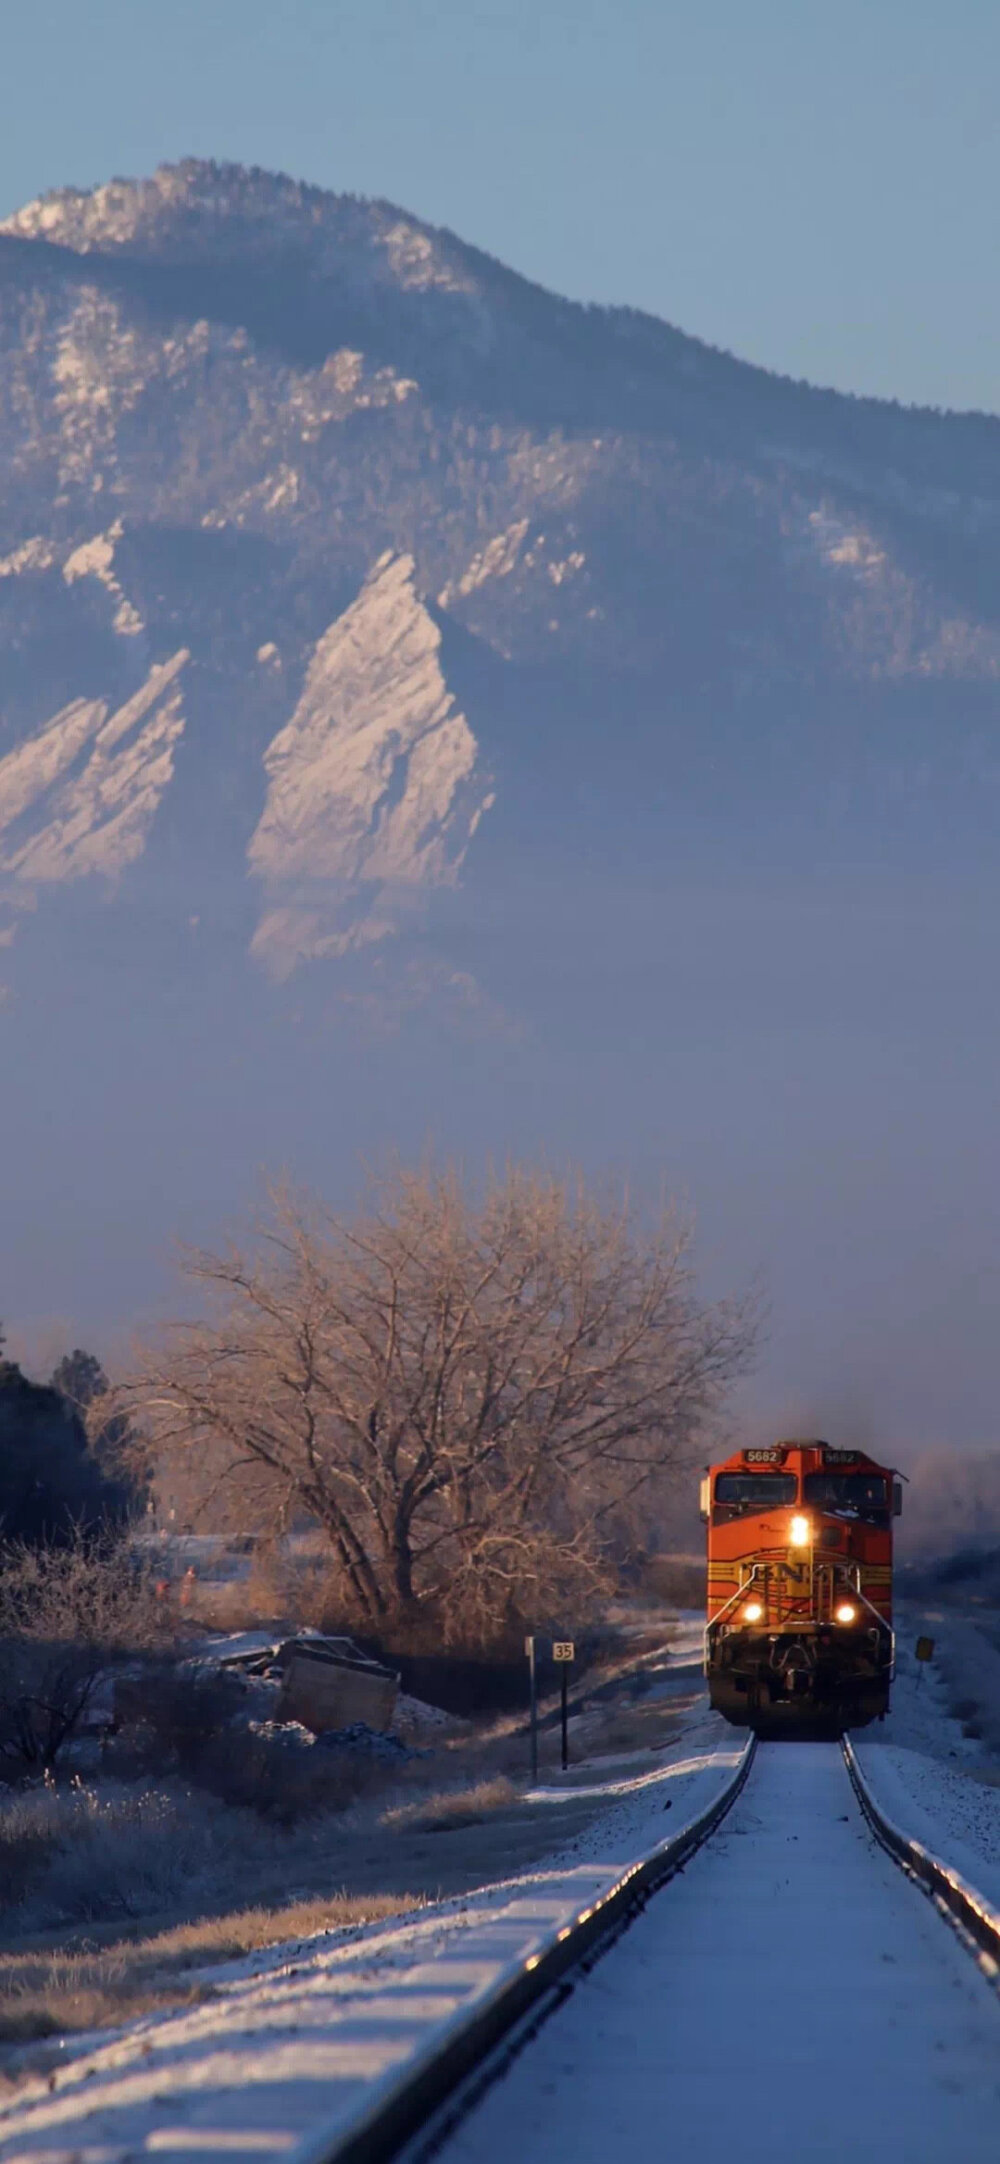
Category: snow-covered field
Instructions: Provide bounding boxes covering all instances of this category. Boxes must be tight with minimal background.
[0,1636,735,2163]
[4,1617,1000,2164]
[853,1619,1000,1908]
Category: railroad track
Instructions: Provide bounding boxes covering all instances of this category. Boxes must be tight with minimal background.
[306,1738,1000,2164]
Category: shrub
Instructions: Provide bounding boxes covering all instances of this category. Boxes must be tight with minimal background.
[129,1665,246,1774]
[195,1721,387,1822]
[0,1779,239,1925]
[112,1663,398,1822]
[0,1536,172,1773]
[381,1776,516,1834]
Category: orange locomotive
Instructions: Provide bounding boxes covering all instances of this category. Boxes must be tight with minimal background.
[702,1439,901,1732]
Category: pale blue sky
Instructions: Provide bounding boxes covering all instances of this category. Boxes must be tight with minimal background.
[1,0,997,413]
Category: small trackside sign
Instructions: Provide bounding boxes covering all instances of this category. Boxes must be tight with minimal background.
[915,1636,935,1663]
[553,1641,575,1661]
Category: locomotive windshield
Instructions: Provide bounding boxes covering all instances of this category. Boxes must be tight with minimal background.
[802,1471,888,1525]
[713,1471,797,1521]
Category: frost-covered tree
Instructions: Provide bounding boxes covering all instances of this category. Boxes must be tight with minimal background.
[125,1164,755,1643]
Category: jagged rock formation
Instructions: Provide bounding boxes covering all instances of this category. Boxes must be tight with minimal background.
[0,154,997,1038]
[249,553,492,974]
[4,159,1000,1432]
[0,652,187,917]
[0,158,998,990]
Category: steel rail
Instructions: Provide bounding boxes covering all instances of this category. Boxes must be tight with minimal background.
[842,1734,1000,1982]
[294,1734,756,2164]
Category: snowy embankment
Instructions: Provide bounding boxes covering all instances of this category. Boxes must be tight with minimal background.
[853,1620,1000,1909]
[0,1646,739,2163]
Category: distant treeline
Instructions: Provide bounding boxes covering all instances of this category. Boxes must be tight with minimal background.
[0,1335,139,1545]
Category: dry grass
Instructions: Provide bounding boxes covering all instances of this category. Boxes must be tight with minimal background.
[163,1541,377,1639]
[0,1778,296,1931]
[179,1546,304,1634]
[580,1699,681,1758]
[0,1617,690,2061]
[0,1891,418,2043]
[0,1765,586,2055]
[380,1776,516,1834]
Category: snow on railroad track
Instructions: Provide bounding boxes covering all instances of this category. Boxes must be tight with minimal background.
[0,1716,740,2164]
[434,1743,1000,2164]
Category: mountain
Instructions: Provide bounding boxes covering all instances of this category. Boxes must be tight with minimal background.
[2,159,999,1444]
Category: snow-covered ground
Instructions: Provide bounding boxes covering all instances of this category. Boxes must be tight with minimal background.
[6,1614,999,2164]
[853,1620,1000,1910]
[0,1661,738,2164]
[439,1743,1000,2164]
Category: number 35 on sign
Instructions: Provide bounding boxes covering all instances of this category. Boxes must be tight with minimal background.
[553,1641,575,1662]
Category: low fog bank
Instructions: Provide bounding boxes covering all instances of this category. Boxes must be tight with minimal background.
[896,1450,1000,1564]
[4,819,1000,1467]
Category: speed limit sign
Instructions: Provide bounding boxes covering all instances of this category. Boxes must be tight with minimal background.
[553,1641,575,1662]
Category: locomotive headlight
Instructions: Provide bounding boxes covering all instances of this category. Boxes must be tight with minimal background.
[743,1601,763,1623]
[789,1514,811,1547]
[835,1601,858,1624]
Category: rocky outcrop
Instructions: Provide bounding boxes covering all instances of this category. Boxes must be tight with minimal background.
[0,651,187,895]
[249,554,492,974]
[1,157,1000,995]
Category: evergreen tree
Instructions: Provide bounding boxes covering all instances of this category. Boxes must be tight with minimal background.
[0,1328,130,1546]
[50,1348,108,1412]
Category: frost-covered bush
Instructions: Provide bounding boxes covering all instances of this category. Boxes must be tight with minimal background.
[0,1535,173,1773]
[1,1776,276,1928]
[125,1662,246,1774]
[195,1719,384,1820]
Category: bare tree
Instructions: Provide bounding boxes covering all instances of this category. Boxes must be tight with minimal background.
[0,1535,171,1771]
[125,1166,755,1643]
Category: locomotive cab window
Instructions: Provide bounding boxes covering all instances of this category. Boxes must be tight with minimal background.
[802,1471,888,1525]
[713,1471,797,1522]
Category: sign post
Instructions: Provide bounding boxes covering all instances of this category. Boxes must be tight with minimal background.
[553,1641,575,1770]
[525,1635,538,1782]
[915,1635,935,1691]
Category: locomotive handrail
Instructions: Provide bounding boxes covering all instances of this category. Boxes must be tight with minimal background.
[707,1556,892,1638]
[842,1736,1000,1975]
[293,1733,757,2164]
[705,1563,764,1630]
[704,1565,768,1669]
[843,1581,894,1661]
